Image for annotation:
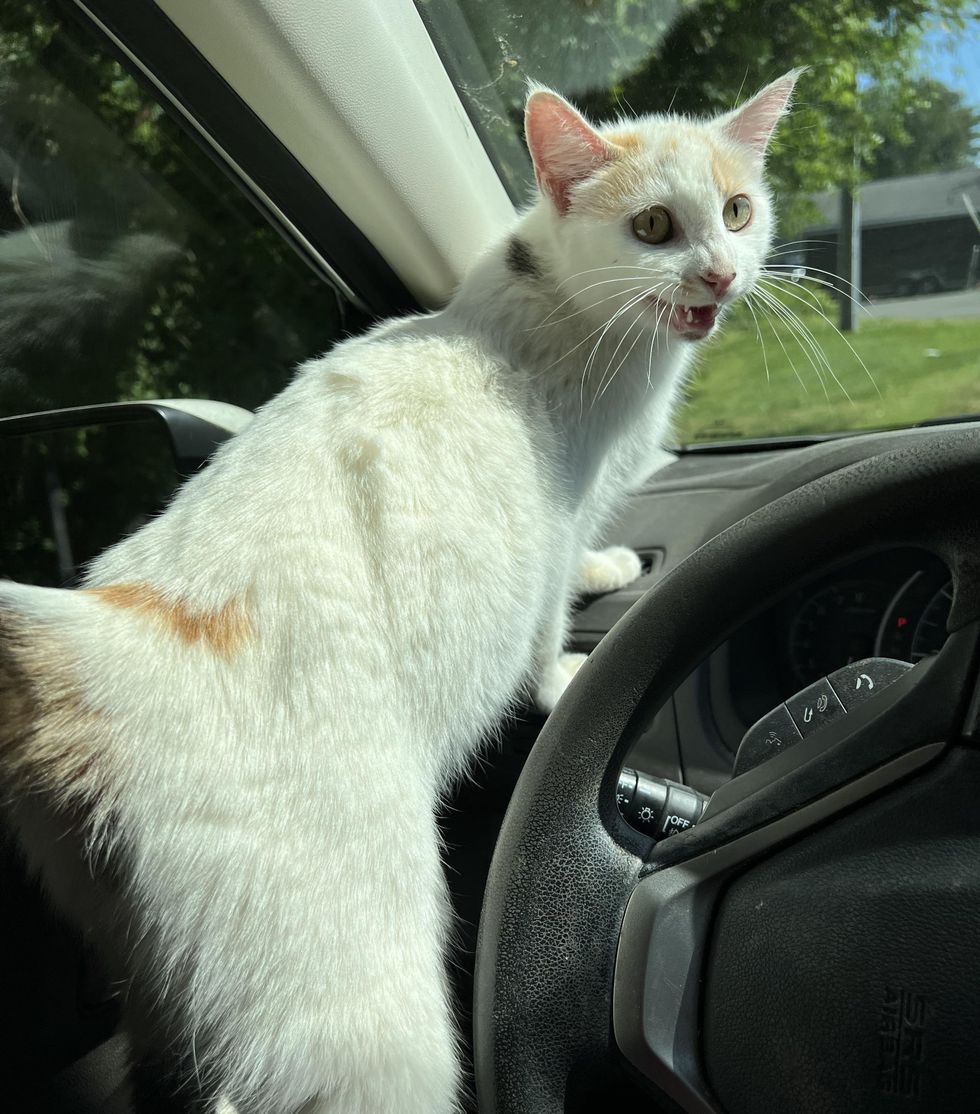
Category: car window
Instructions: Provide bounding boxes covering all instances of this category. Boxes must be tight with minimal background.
[419,0,980,444]
[0,0,351,421]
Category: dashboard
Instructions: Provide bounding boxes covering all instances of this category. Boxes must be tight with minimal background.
[570,424,969,795]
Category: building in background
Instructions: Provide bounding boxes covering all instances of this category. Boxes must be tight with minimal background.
[781,167,980,300]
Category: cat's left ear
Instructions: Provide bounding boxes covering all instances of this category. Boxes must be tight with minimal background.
[718,68,805,157]
[525,87,616,216]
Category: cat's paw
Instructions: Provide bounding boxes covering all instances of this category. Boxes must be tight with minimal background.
[534,652,588,714]
[576,546,643,594]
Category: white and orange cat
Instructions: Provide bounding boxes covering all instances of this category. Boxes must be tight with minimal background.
[0,73,799,1113]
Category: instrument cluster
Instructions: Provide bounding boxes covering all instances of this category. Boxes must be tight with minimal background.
[723,548,951,735]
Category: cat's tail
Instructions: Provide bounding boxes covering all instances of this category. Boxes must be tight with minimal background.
[0,580,114,808]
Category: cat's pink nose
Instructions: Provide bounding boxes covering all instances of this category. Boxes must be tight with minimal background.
[702,271,735,299]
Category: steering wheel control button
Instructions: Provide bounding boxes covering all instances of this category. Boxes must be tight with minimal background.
[828,657,912,712]
[786,678,846,737]
[733,704,804,776]
[616,768,708,840]
[734,656,916,776]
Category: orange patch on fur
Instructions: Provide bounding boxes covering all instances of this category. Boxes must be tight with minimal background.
[585,133,681,219]
[710,142,748,196]
[587,155,643,219]
[606,130,641,152]
[87,583,251,657]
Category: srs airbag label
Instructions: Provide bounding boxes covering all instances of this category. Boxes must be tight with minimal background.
[877,986,927,1097]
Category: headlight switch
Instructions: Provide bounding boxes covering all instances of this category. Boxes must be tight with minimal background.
[617,767,709,840]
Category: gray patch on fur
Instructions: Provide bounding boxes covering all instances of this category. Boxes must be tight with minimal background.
[505,237,542,281]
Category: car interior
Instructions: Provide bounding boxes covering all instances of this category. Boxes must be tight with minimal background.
[2,1,979,1112]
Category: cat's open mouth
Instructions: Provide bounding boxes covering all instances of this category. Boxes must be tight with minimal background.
[646,298,719,340]
[669,302,718,340]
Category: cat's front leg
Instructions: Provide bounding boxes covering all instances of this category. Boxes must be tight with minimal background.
[534,649,589,714]
[575,545,643,595]
[532,545,645,712]
[532,579,587,714]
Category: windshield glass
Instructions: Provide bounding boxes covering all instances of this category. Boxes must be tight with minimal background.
[418,0,980,445]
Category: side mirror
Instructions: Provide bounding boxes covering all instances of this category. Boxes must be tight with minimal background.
[0,400,251,587]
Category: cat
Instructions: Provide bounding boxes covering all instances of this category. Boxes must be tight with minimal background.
[0,70,800,1114]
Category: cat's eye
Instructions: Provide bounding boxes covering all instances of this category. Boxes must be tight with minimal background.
[632,205,673,245]
[723,194,752,231]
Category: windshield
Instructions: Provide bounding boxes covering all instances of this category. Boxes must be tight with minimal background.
[418,0,980,445]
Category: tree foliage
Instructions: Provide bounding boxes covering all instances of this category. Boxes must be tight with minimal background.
[863,75,979,179]
[423,0,977,232]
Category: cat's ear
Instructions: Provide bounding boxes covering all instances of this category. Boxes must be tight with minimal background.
[718,68,805,157]
[525,87,616,216]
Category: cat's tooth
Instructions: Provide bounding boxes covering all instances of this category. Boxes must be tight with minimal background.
[686,308,694,324]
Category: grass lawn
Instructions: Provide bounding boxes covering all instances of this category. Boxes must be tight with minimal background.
[676,293,980,444]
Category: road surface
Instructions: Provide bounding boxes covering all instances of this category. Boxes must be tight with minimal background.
[865,289,980,320]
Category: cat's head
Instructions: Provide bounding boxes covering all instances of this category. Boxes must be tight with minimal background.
[524,71,801,342]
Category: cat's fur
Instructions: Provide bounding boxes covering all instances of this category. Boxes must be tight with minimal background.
[0,73,799,1113]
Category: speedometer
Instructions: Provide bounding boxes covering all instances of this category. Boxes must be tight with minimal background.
[788,580,889,688]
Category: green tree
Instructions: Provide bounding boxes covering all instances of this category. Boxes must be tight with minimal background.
[863,75,979,180]
[423,0,976,233]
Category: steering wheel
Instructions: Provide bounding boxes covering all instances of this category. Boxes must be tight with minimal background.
[474,427,980,1114]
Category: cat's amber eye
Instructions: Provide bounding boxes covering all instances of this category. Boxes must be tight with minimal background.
[632,205,673,245]
[723,194,752,231]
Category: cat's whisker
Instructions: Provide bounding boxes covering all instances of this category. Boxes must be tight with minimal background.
[644,324,658,391]
[743,295,772,385]
[531,267,666,341]
[769,238,835,250]
[753,286,834,393]
[578,282,673,414]
[754,286,839,400]
[595,303,651,404]
[592,285,669,391]
[752,286,831,399]
[538,280,673,378]
[652,292,673,362]
[765,279,874,353]
[766,250,842,266]
[528,277,659,332]
[577,295,640,416]
[758,277,880,398]
[763,264,870,311]
[665,284,679,355]
[763,272,871,318]
[580,286,659,403]
[747,291,809,395]
[640,295,670,395]
[555,263,660,289]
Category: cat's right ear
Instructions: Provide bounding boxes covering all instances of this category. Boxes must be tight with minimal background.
[525,87,616,216]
